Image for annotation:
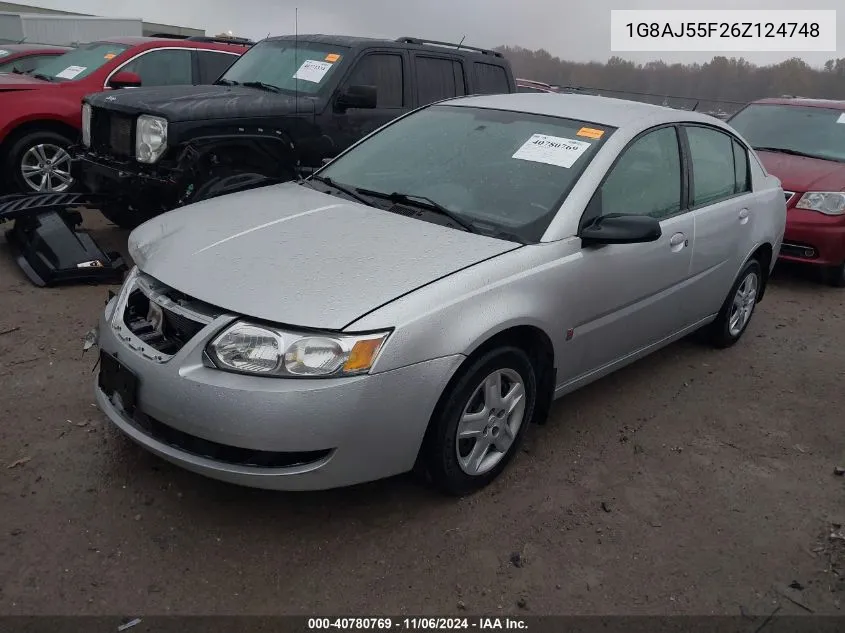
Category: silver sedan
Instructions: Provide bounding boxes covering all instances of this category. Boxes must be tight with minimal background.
[94,93,787,495]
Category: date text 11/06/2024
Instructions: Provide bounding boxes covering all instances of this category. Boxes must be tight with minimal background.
[625,22,820,38]
[307,618,528,630]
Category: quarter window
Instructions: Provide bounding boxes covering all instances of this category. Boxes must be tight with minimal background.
[686,126,746,206]
[732,138,751,194]
[595,126,682,220]
[473,62,510,94]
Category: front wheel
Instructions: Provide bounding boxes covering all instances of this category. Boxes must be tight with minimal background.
[423,346,537,496]
[5,130,76,194]
[707,259,762,348]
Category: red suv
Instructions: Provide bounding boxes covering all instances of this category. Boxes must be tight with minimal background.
[729,98,845,286]
[0,36,250,194]
[0,43,72,73]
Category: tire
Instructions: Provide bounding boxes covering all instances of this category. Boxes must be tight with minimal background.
[707,259,763,349]
[824,262,845,288]
[423,346,537,496]
[4,130,77,194]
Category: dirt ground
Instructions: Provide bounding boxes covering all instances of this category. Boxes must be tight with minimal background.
[1,213,844,617]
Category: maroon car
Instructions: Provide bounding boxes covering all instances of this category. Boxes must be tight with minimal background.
[729,98,845,286]
[0,43,72,74]
[516,78,558,93]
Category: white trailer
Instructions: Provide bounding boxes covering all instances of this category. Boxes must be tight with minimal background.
[0,13,143,46]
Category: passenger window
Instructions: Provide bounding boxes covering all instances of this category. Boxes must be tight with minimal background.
[473,62,510,95]
[687,126,741,206]
[732,139,751,194]
[344,53,404,108]
[197,51,237,84]
[415,56,464,105]
[596,127,682,220]
[121,49,193,86]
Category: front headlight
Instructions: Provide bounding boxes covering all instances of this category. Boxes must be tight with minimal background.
[207,321,391,378]
[135,115,168,164]
[795,192,845,216]
[81,103,91,147]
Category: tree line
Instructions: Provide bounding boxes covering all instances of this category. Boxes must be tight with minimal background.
[496,46,845,114]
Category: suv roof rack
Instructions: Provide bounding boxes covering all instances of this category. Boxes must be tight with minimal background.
[394,37,503,57]
[184,35,254,46]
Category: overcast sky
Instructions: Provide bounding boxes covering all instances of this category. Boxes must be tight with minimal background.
[23,0,845,66]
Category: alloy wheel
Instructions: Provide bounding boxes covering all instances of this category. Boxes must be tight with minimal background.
[20,143,73,192]
[728,271,759,337]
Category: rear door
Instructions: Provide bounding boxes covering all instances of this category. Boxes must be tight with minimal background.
[412,54,466,107]
[681,124,754,319]
[572,125,697,374]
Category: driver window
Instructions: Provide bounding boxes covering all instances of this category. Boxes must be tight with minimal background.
[597,126,682,220]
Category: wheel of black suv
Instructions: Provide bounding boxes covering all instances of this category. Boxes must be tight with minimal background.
[4,130,77,194]
[707,259,763,349]
[423,346,537,496]
[824,262,845,288]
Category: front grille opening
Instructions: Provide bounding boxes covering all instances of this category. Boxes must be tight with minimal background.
[123,289,205,355]
[132,411,332,468]
[780,241,817,259]
[90,108,134,157]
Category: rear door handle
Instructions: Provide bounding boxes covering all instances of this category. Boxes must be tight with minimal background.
[669,232,687,249]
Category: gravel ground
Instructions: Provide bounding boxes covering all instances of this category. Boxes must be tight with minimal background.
[1,214,843,616]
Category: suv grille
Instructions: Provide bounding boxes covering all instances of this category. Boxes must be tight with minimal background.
[90,107,135,157]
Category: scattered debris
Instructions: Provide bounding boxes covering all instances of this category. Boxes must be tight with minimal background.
[774,583,814,612]
[118,618,142,631]
[9,357,38,366]
[516,597,528,609]
[76,421,88,427]
[834,466,845,477]
[82,328,97,354]
[10,528,24,537]
[457,600,466,610]
[7,457,32,469]
[509,552,524,568]
[601,502,611,513]
[789,580,804,591]
[0,326,20,337]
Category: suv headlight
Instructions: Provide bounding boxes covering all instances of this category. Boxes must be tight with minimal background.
[135,115,168,164]
[795,192,845,216]
[81,103,91,147]
[207,321,391,378]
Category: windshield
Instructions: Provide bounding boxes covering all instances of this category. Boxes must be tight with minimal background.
[219,40,349,95]
[33,42,129,82]
[319,104,614,242]
[729,104,845,163]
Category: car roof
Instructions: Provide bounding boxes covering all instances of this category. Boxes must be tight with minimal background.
[444,92,725,130]
[0,43,72,52]
[95,36,246,51]
[266,34,505,58]
[749,97,845,111]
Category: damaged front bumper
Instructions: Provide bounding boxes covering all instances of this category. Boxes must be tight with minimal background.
[0,192,127,287]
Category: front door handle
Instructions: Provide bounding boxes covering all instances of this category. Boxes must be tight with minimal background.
[669,232,688,250]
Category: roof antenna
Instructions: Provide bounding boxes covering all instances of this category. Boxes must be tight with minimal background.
[456,35,465,50]
[294,7,298,115]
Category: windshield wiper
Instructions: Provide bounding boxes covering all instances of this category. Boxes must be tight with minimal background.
[753,146,824,160]
[241,80,281,93]
[215,78,239,86]
[355,188,475,232]
[310,175,375,206]
[32,72,53,82]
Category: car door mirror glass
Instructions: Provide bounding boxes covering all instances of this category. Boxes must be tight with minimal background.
[336,84,377,109]
[579,213,662,245]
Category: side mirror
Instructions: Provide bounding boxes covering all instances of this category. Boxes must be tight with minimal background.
[108,70,142,89]
[579,213,662,246]
[336,84,377,110]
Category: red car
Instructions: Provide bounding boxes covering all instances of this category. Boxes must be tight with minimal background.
[729,97,845,287]
[516,78,558,93]
[0,43,72,74]
[0,36,250,194]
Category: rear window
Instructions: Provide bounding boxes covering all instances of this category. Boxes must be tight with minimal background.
[34,42,130,82]
[473,62,510,95]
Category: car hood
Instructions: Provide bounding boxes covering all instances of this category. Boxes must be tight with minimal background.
[0,72,50,91]
[86,83,316,122]
[756,150,845,193]
[128,182,520,330]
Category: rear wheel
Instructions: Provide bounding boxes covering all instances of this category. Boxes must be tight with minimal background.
[707,259,762,348]
[423,346,537,496]
[4,130,76,194]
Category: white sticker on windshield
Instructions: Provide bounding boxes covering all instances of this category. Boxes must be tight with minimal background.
[0,50,9,57]
[837,113,845,124]
[55,65,87,79]
[512,134,592,168]
[292,59,333,83]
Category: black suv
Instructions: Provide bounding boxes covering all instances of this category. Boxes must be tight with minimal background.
[72,35,516,228]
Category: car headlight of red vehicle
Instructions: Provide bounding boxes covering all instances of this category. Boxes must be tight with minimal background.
[795,192,845,216]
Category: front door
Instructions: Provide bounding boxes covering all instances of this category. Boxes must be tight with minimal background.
[569,125,698,375]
